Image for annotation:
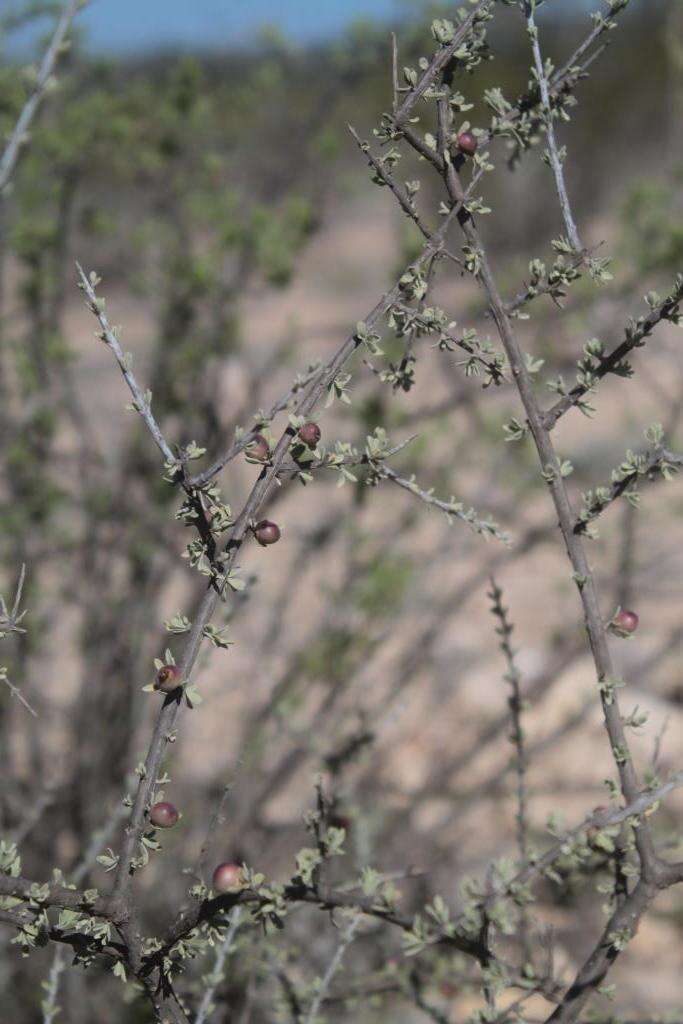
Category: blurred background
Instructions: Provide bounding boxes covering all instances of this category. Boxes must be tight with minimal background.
[8,0,645,52]
[0,0,682,1021]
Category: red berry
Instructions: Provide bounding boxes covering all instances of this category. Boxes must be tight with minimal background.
[329,813,351,831]
[611,609,639,636]
[455,130,478,157]
[155,664,182,693]
[212,862,245,893]
[149,802,179,829]
[298,422,321,449]
[246,433,270,462]
[254,520,281,546]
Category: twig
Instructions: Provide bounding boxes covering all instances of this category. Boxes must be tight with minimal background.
[76,264,176,465]
[160,877,487,972]
[488,577,531,955]
[41,946,66,1024]
[391,301,506,383]
[194,766,241,890]
[575,445,683,533]
[409,968,452,1024]
[543,278,683,429]
[524,2,583,252]
[504,248,592,315]
[422,85,658,877]
[108,53,482,943]
[194,908,242,1024]
[0,563,28,636]
[73,801,130,886]
[391,33,400,114]
[549,4,625,93]
[278,434,417,478]
[152,768,683,983]
[377,463,511,544]
[348,125,434,239]
[12,784,55,845]
[478,5,627,156]
[461,769,683,932]
[302,914,361,1024]
[0,666,37,717]
[189,189,479,490]
[0,564,35,716]
[188,364,325,487]
[112,206,473,837]
[0,0,83,194]
[393,1,491,123]
[545,879,653,1024]
[40,801,130,1024]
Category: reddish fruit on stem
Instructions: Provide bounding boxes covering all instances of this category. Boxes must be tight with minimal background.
[150,802,179,828]
[611,609,639,636]
[298,422,321,449]
[254,520,281,546]
[155,664,182,693]
[246,433,270,462]
[455,130,478,157]
[329,813,351,831]
[212,862,245,893]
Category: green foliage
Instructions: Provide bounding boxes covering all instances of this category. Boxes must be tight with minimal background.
[621,173,683,276]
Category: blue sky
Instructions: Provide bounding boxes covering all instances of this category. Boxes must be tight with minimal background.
[9,0,605,55]
[19,0,403,53]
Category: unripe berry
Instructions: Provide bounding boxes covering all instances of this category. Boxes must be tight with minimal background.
[254,520,281,546]
[246,433,270,462]
[298,422,321,449]
[155,664,182,693]
[455,130,478,157]
[212,862,245,894]
[610,609,639,636]
[149,802,179,829]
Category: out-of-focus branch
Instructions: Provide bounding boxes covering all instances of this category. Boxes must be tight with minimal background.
[0,0,83,194]
[488,576,530,955]
[0,564,36,716]
[193,907,242,1024]
[302,914,361,1024]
